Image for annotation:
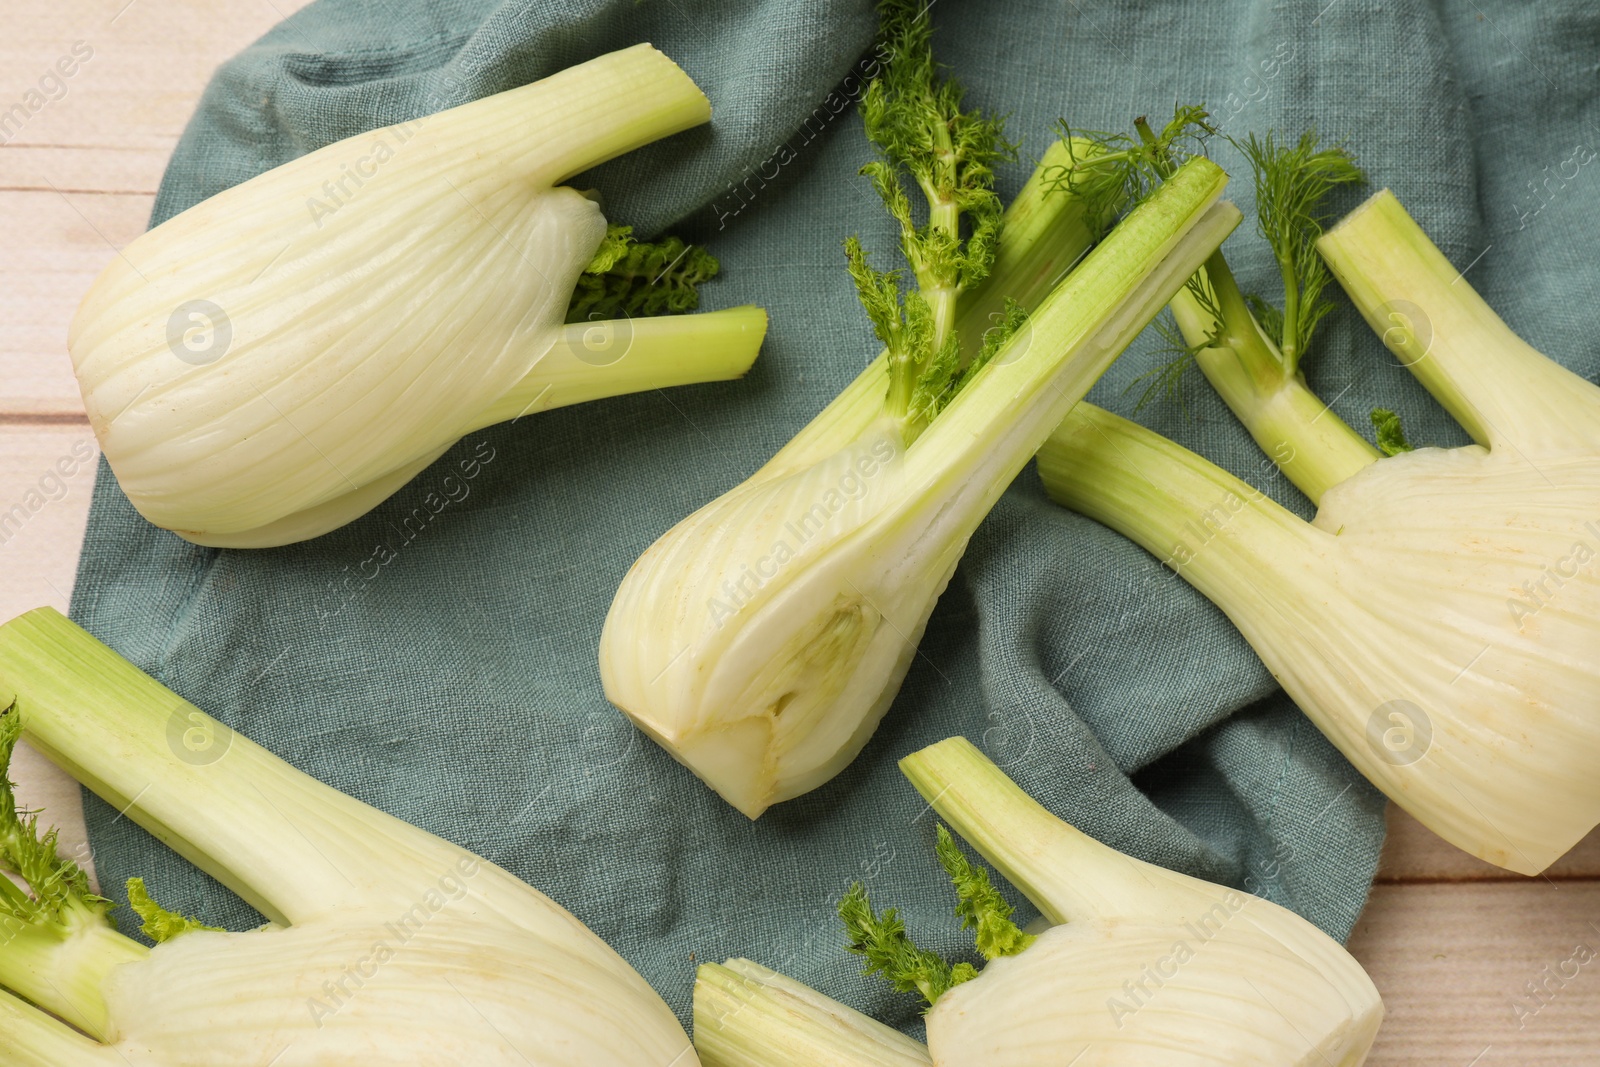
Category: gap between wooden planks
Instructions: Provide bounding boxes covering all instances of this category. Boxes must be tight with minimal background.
[2,2,1599,1064]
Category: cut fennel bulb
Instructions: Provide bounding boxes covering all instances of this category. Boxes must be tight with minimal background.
[0,607,698,1066]
[599,159,1239,818]
[1037,189,1600,874]
[68,43,766,548]
[858,738,1380,1066]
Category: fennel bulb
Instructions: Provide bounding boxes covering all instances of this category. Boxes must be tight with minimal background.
[1038,188,1600,873]
[693,738,1381,1066]
[599,1,1241,817]
[0,607,698,1066]
[68,43,766,549]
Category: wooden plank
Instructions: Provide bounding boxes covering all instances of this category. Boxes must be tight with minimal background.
[1348,881,1600,1066]
[0,0,313,193]
[0,422,100,885]
[0,189,149,416]
[0,143,168,195]
[0,0,315,416]
[0,423,96,627]
[1379,804,1600,883]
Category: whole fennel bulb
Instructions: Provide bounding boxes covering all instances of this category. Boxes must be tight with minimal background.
[885,739,1381,1066]
[0,608,698,1067]
[68,43,765,549]
[1039,188,1600,874]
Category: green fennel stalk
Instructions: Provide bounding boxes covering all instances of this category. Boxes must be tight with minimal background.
[1176,129,1379,502]
[1088,115,1380,502]
[694,957,933,1067]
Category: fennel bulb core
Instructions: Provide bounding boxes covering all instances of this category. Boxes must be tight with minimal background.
[67,44,757,548]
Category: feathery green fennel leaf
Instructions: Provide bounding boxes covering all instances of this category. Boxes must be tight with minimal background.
[934,824,1036,961]
[1370,408,1414,456]
[910,299,1031,421]
[1059,104,1216,229]
[1238,130,1364,371]
[126,877,221,943]
[846,235,906,351]
[1129,312,1202,415]
[566,224,720,323]
[584,223,637,274]
[861,0,1012,291]
[852,0,1017,437]
[839,881,970,1009]
[0,703,110,927]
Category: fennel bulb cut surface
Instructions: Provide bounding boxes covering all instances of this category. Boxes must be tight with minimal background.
[0,608,699,1067]
[904,739,1382,1067]
[68,43,765,548]
[1039,189,1600,874]
[599,159,1240,818]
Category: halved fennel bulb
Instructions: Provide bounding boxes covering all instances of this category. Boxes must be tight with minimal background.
[1038,190,1600,873]
[600,160,1240,818]
[0,607,699,1066]
[68,44,765,548]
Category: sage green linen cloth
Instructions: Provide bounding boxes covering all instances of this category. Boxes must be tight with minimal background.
[69,0,1598,1034]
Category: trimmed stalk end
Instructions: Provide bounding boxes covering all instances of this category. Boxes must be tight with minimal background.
[899,738,1200,926]
[695,959,932,1067]
[507,43,713,185]
[1318,187,1600,451]
[479,305,768,427]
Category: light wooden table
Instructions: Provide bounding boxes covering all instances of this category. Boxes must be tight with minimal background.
[3,3,1599,1062]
